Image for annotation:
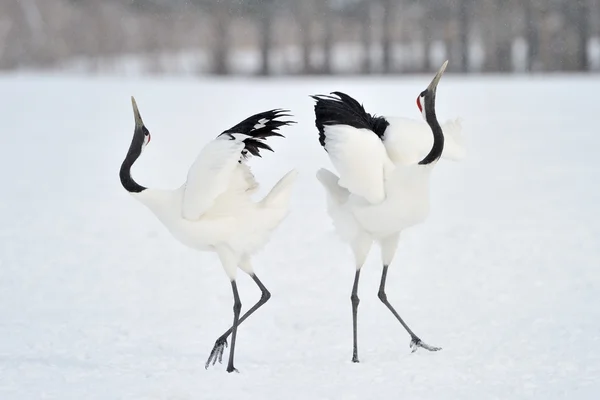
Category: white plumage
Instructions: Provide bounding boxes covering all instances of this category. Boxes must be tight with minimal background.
[322,124,395,204]
[318,117,464,209]
[312,60,461,361]
[382,116,465,163]
[181,134,247,221]
[119,98,297,373]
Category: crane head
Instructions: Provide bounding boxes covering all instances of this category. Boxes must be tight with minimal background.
[416,60,448,120]
[131,96,151,150]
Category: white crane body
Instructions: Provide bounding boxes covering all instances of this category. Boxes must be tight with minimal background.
[312,60,461,360]
[120,99,297,372]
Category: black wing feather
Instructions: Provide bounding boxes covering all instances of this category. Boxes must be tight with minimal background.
[311,91,389,148]
[219,109,295,161]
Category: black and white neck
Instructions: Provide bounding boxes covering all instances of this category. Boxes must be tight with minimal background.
[120,97,150,193]
[417,60,448,166]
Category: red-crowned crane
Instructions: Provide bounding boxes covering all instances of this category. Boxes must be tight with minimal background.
[312,60,459,362]
[120,98,297,372]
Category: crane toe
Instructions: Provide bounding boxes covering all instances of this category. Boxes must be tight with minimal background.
[205,336,228,369]
[410,337,442,353]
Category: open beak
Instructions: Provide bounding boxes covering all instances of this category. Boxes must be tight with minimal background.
[131,96,144,128]
[426,60,448,93]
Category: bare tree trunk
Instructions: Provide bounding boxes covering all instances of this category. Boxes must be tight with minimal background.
[258,0,274,76]
[16,0,45,66]
[482,0,501,72]
[360,3,372,74]
[301,28,311,74]
[458,0,469,72]
[212,5,229,75]
[381,0,392,73]
[0,18,12,67]
[18,0,44,48]
[523,0,539,72]
[322,4,333,74]
[422,27,433,72]
[575,0,590,71]
[298,1,313,74]
[497,40,512,72]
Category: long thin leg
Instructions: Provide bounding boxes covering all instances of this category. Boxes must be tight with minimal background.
[226,280,242,373]
[351,269,361,363]
[377,265,441,353]
[206,274,271,369]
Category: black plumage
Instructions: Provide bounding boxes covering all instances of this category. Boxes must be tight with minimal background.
[311,91,389,148]
[219,109,295,160]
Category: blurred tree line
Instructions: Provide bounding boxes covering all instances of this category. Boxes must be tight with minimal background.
[1,0,599,74]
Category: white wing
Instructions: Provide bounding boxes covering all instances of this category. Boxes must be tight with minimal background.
[181,135,246,221]
[316,168,365,245]
[236,162,259,194]
[382,116,465,164]
[322,124,394,204]
[440,118,466,161]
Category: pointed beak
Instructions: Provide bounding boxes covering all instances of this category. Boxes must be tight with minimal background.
[131,96,144,128]
[426,60,448,93]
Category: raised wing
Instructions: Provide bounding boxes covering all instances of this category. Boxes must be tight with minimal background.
[181,136,244,221]
[181,109,294,220]
[312,92,394,204]
[383,116,465,164]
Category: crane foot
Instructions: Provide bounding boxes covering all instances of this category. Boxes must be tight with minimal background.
[205,336,228,369]
[410,337,442,353]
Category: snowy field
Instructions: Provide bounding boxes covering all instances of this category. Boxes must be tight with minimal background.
[1,73,599,399]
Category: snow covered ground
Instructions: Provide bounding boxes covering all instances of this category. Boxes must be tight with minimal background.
[0,73,599,399]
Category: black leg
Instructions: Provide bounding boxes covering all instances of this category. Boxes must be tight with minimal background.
[351,269,361,363]
[377,265,441,353]
[226,280,242,373]
[206,274,271,369]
